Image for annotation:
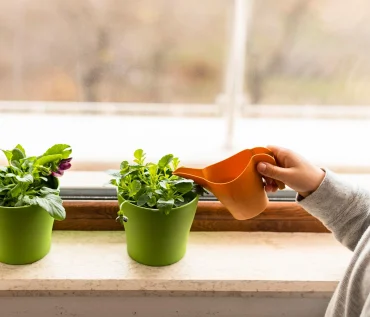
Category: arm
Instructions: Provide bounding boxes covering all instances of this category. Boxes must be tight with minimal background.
[298,170,370,251]
[256,145,370,251]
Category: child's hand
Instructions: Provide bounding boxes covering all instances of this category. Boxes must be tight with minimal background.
[257,145,325,198]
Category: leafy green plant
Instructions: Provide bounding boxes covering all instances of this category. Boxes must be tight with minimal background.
[109,149,206,223]
[0,144,72,220]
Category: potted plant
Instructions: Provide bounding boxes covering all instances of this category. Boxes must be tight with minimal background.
[109,149,206,266]
[0,144,72,265]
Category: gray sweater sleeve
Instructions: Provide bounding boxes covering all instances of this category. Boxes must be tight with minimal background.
[297,170,370,251]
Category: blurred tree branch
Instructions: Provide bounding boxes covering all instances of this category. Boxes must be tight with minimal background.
[246,0,310,104]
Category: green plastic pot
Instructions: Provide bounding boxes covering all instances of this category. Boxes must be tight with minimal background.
[0,205,54,265]
[121,196,198,266]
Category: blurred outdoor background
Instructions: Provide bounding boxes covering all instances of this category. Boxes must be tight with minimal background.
[1,0,370,105]
[1,0,370,183]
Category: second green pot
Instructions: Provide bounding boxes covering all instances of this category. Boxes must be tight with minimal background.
[0,205,54,265]
[121,196,198,266]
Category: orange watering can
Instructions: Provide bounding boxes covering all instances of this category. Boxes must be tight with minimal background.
[173,147,285,220]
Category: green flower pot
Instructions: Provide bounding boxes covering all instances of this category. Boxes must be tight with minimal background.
[0,205,54,265]
[121,196,198,266]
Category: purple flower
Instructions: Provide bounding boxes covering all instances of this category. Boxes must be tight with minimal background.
[51,170,64,177]
[59,158,72,171]
[52,158,72,178]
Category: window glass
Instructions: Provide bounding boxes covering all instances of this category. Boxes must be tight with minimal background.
[1,0,369,190]
[0,0,229,103]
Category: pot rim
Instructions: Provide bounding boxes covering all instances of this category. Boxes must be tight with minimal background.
[0,204,39,210]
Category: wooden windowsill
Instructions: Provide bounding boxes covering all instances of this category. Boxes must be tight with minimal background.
[55,201,329,232]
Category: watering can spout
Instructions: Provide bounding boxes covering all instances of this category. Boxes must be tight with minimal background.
[173,167,207,187]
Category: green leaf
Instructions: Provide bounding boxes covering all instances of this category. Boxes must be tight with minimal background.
[15,200,23,207]
[26,156,37,162]
[16,174,33,183]
[15,144,26,157]
[157,198,174,215]
[22,196,36,205]
[21,159,30,170]
[159,180,168,190]
[11,160,21,169]
[158,154,173,168]
[148,164,158,177]
[0,186,9,193]
[11,148,25,162]
[147,195,156,207]
[120,161,129,171]
[35,154,62,166]
[34,194,66,221]
[174,180,193,194]
[1,150,12,163]
[134,149,144,159]
[40,187,59,195]
[35,165,51,176]
[172,157,180,170]
[109,179,117,186]
[10,183,22,197]
[174,195,185,207]
[133,149,145,165]
[122,169,138,178]
[0,166,7,172]
[155,189,163,195]
[43,144,72,159]
[137,193,150,207]
[128,180,141,196]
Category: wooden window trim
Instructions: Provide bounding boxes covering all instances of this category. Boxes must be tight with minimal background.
[55,201,329,233]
